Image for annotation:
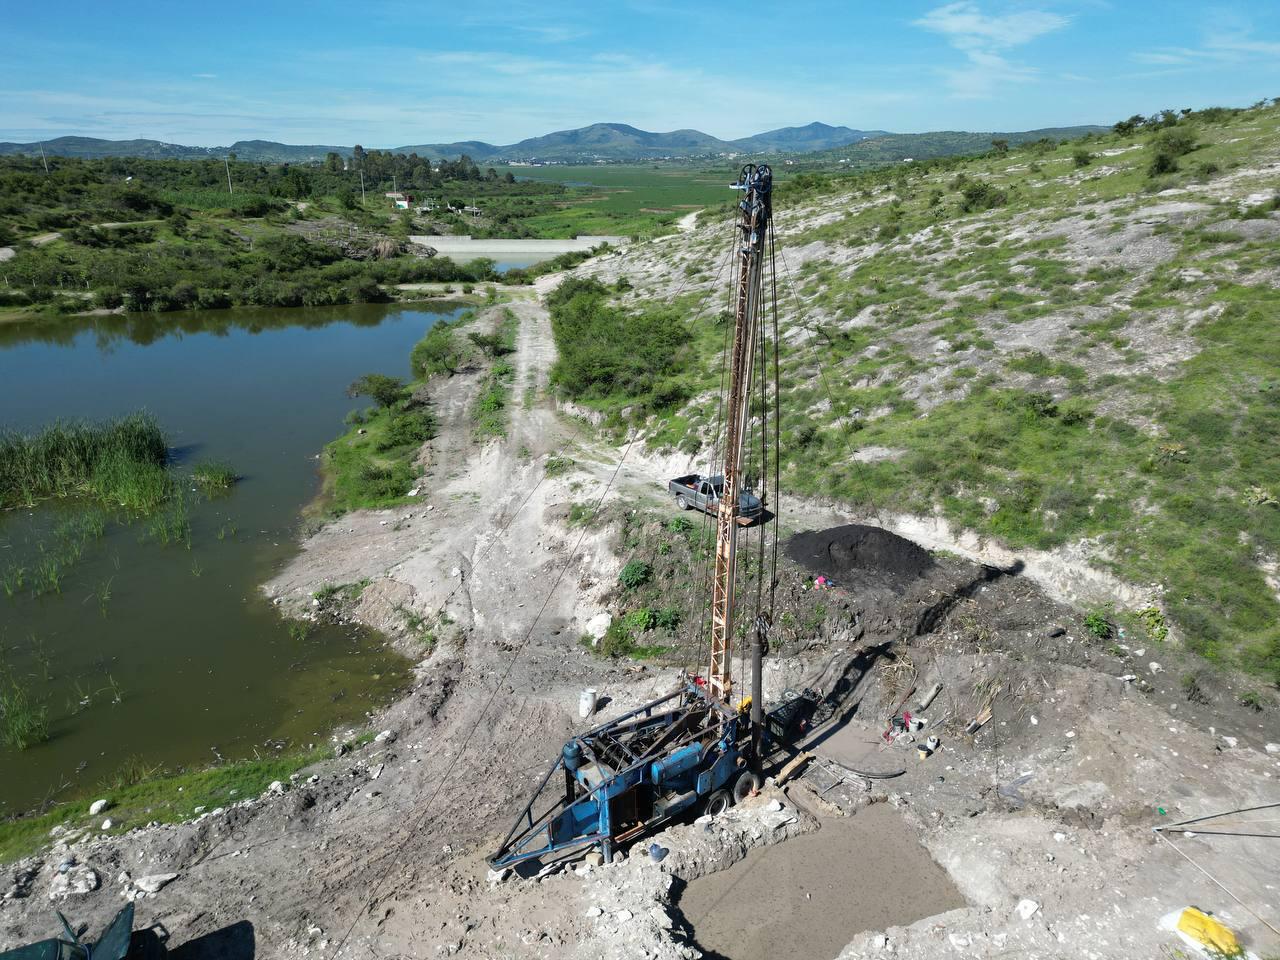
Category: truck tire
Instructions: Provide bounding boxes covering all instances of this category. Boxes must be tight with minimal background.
[676,495,690,510]
[732,771,760,805]
[704,789,731,817]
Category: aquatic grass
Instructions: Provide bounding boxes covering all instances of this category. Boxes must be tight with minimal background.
[191,460,237,494]
[0,414,169,511]
[93,577,113,618]
[146,495,192,547]
[0,680,50,750]
[1,565,25,598]
[32,555,63,596]
[30,635,52,681]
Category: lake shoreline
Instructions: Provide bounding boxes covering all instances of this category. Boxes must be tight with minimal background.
[0,301,473,816]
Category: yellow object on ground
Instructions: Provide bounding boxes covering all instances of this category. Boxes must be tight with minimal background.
[1177,907,1240,954]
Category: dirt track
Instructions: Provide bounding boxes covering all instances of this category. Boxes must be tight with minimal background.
[4,271,1280,959]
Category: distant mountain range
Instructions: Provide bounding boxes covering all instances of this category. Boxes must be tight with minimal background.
[394,122,889,161]
[0,121,1103,164]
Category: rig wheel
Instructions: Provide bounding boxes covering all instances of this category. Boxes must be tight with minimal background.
[676,495,690,510]
[732,771,761,805]
[704,789,731,817]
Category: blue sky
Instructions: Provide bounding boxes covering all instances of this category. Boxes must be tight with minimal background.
[2,1,1277,145]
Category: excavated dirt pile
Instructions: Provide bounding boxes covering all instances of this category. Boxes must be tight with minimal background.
[786,524,934,590]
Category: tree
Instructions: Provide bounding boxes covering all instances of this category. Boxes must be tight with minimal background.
[347,373,407,408]
[991,138,1009,155]
[325,151,344,172]
[352,144,366,168]
[1113,115,1145,136]
[411,323,461,377]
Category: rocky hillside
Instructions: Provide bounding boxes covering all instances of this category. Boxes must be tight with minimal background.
[573,101,1280,683]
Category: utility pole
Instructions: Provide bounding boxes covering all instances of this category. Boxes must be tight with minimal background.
[38,142,49,174]
[224,156,233,194]
[359,170,366,205]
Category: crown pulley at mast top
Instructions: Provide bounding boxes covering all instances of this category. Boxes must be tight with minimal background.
[731,163,772,248]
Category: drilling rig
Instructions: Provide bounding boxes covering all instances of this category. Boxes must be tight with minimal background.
[489,164,792,869]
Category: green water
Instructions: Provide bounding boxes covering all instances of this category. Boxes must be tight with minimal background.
[0,302,465,815]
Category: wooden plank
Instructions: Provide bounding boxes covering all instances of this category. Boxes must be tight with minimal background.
[775,750,812,785]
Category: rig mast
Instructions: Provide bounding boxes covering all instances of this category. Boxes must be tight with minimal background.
[707,163,772,705]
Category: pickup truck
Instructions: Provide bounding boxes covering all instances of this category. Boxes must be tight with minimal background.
[668,474,763,522]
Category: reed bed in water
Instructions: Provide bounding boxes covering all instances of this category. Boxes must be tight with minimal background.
[0,414,171,512]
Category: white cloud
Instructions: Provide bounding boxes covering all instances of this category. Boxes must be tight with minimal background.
[1133,16,1280,66]
[914,2,1071,99]
[915,2,1069,49]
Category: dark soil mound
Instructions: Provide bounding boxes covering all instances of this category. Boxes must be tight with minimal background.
[785,524,933,588]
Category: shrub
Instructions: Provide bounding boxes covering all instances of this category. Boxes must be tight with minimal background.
[598,621,636,658]
[544,455,574,477]
[547,278,688,408]
[1147,126,1197,178]
[467,331,508,357]
[353,463,414,500]
[624,608,658,631]
[1148,152,1179,177]
[665,515,694,534]
[379,409,437,450]
[1072,150,1093,169]
[655,607,681,630]
[959,180,1007,213]
[1136,606,1169,642]
[1083,610,1115,641]
[618,560,652,589]
[1153,126,1198,157]
[1238,690,1263,711]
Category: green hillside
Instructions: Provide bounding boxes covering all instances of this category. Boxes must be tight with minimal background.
[798,126,1108,169]
[561,100,1280,681]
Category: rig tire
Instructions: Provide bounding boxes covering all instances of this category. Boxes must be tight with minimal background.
[704,789,731,817]
[732,771,761,805]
